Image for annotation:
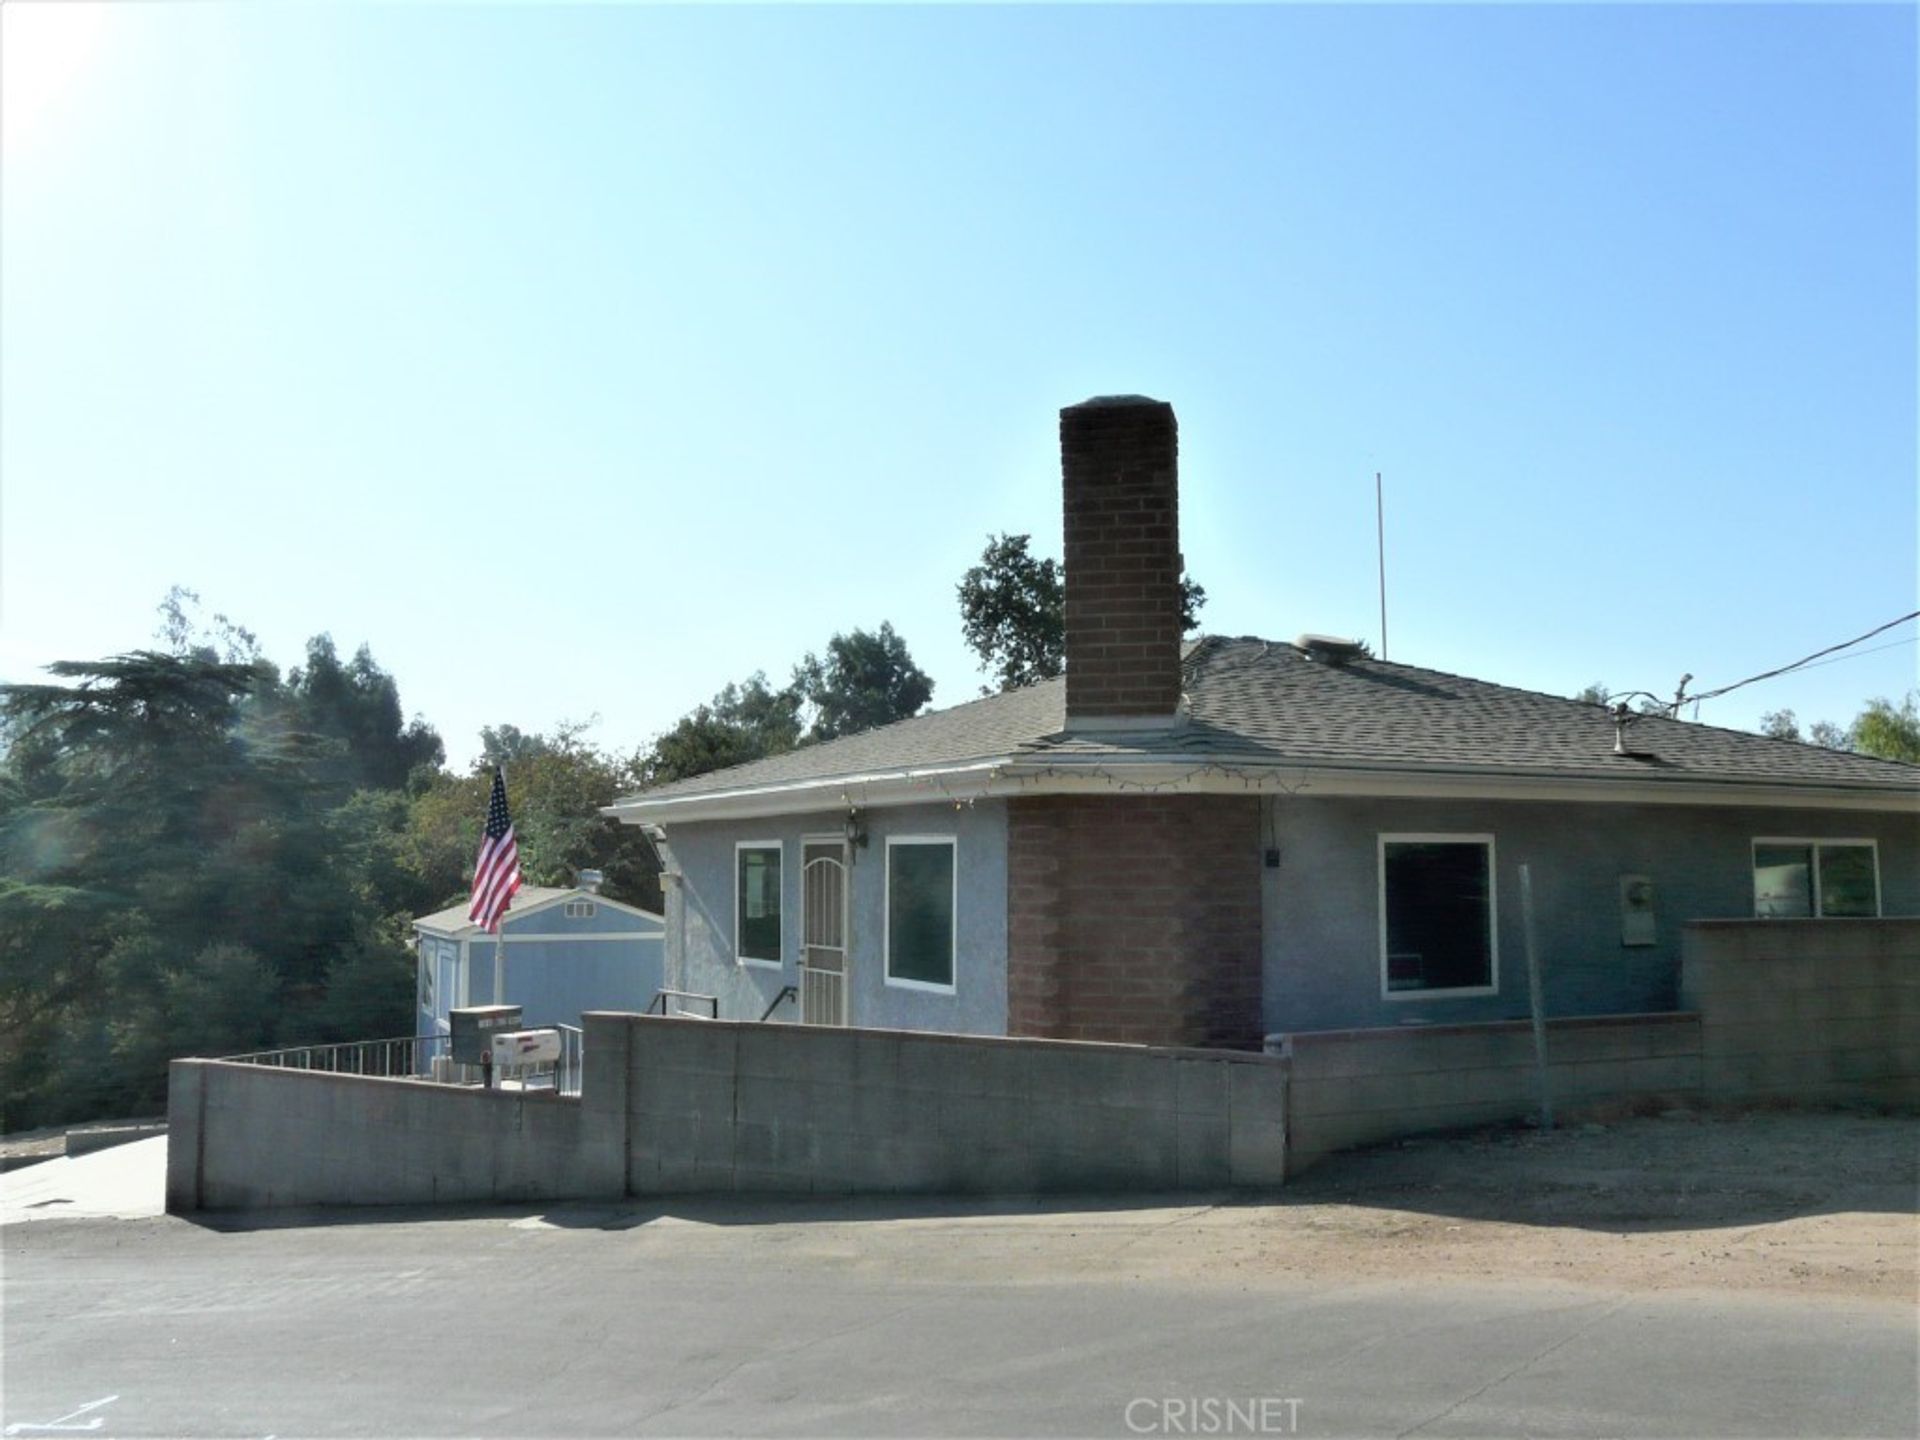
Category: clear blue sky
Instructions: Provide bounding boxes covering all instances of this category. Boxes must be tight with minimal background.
[4,2,1914,768]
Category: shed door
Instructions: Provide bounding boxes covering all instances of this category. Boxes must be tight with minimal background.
[436,943,461,1030]
[799,841,848,1026]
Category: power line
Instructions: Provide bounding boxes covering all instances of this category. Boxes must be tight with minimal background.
[1780,635,1916,677]
[1688,611,1920,708]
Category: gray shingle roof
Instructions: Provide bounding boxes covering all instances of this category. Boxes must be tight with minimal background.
[414,887,572,936]
[630,681,1067,801]
[623,636,1920,804]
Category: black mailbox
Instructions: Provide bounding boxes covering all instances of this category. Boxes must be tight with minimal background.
[450,1005,523,1065]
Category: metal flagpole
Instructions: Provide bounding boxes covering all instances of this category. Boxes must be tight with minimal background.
[1376,471,1388,660]
[491,766,507,1006]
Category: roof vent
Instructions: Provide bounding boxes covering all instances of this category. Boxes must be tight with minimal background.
[576,868,604,894]
[1294,634,1366,665]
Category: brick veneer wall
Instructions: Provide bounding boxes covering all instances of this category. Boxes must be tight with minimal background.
[1060,396,1184,722]
[1007,794,1264,1049]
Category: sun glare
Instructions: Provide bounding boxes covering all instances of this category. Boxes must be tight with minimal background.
[3,2,110,158]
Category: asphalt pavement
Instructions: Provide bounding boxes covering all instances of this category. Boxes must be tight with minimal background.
[4,1192,1914,1438]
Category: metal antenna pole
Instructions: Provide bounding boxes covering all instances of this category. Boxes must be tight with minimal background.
[1376,472,1388,659]
[1520,864,1552,1131]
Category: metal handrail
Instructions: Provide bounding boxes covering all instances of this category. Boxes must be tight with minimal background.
[646,988,719,1019]
[219,1033,449,1080]
[757,985,799,1023]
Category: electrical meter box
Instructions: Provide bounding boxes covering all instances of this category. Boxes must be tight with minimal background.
[489,1029,562,1069]
[450,1005,523,1064]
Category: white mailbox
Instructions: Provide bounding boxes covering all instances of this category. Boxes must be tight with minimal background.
[489,1028,562,1068]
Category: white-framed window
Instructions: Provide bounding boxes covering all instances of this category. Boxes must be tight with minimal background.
[735,840,784,966]
[1379,833,1499,999]
[1752,838,1880,919]
[885,835,956,993]
[563,900,597,919]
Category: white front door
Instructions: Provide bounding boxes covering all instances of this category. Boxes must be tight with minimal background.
[799,840,849,1026]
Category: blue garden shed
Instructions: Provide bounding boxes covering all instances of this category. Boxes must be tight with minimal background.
[414,878,666,1043]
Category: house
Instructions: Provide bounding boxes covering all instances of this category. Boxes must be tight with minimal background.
[604,395,1919,1047]
[414,874,666,1040]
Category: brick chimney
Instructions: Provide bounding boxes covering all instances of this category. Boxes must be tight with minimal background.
[1060,395,1183,728]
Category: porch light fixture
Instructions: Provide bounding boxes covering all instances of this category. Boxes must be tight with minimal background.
[845,810,869,849]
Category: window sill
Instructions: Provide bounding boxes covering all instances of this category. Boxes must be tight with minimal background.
[1383,985,1498,1001]
[738,955,784,971]
[884,975,956,996]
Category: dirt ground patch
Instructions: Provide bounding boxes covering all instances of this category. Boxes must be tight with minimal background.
[1247,1107,1918,1300]
[0,1116,165,1172]
[575,1109,1916,1304]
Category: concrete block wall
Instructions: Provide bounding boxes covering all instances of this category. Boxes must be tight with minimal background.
[166,1061,623,1212]
[1682,919,1920,1107]
[1279,1012,1703,1171]
[166,1013,1287,1213]
[596,1012,1288,1196]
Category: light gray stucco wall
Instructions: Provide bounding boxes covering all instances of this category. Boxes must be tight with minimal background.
[616,1016,1285,1195]
[1264,796,1919,1035]
[1683,918,1920,1106]
[658,801,1009,1035]
[165,1013,1287,1210]
[165,1060,620,1211]
[1281,1011,1703,1170]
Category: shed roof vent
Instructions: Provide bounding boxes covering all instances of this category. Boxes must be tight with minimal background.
[1294,634,1366,665]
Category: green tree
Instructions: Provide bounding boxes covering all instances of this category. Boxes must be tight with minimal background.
[478,723,555,769]
[1760,708,1802,742]
[793,623,933,742]
[409,726,662,913]
[1760,708,1860,752]
[0,640,446,1127]
[310,930,417,1044]
[0,653,302,1123]
[1853,692,1920,763]
[958,535,1066,692]
[285,635,445,793]
[637,673,803,787]
[154,585,263,666]
[957,532,1206,692]
[160,943,282,1060]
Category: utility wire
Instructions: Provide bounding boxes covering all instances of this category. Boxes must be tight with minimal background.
[1688,611,1920,708]
[1781,635,1916,677]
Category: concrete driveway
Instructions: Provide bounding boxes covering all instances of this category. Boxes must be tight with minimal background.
[0,1134,165,1224]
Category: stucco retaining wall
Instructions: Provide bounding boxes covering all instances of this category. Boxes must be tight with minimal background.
[167,1014,1287,1212]
[165,1061,621,1212]
[605,1014,1286,1196]
[1682,918,1920,1107]
[1278,1012,1704,1171]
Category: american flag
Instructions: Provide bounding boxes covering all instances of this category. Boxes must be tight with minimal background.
[467,767,522,933]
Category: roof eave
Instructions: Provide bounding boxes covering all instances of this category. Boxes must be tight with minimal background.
[602,759,1014,826]
[603,752,1920,826]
